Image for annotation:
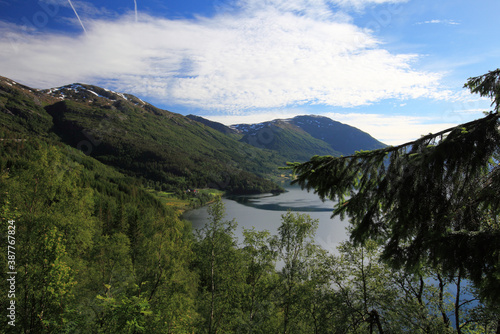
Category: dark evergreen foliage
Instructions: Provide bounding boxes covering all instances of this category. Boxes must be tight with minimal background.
[289,69,500,304]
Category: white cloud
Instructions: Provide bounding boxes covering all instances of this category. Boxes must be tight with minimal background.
[0,0,446,111]
[204,109,307,125]
[415,19,460,25]
[323,112,460,145]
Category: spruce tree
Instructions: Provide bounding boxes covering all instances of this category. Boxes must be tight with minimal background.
[288,69,500,305]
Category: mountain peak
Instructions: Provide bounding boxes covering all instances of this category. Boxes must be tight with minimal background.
[230,114,386,156]
[42,83,148,107]
[289,115,386,154]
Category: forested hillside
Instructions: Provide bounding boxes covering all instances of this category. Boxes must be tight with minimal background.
[0,77,283,195]
[0,139,198,332]
[289,115,386,154]
[236,118,342,162]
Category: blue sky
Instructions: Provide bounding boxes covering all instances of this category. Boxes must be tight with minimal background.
[0,0,498,144]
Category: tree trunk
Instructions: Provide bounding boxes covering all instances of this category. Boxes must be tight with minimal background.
[455,271,462,334]
[369,310,384,334]
[209,247,215,334]
[437,274,450,327]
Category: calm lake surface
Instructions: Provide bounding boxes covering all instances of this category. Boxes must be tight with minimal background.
[183,183,349,253]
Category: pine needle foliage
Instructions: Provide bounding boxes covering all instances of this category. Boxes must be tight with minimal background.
[288,69,500,304]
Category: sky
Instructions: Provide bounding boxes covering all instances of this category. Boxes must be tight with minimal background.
[0,0,498,145]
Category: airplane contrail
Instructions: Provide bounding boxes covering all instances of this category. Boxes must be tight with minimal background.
[134,0,138,22]
[67,0,87,34]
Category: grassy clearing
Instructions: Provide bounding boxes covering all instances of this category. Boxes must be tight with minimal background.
[146,189,190,210]
[147,188,224,212]
[197,188,224,196]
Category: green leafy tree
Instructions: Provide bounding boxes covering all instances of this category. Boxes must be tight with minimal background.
[193,198,245,333]
[296,247,346,334]
[93,294,152,334]
[289,69,500,312]
[332,240,393,333]
[0,140,200,332]
[136,210,198,333]
[0,143,94,332]
[240,228,279,333]
[270,211,319,334]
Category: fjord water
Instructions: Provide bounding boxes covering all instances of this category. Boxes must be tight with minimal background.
[183,183,349,253]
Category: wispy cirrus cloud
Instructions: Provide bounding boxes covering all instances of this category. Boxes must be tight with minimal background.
[0,0,447,112]
[235,0,408,13]
[415,19,460,25]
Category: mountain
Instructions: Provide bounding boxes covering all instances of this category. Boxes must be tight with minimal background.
[186,114,239,136]
[289,115,386,154]
[1,75,386,193]
[232,118,342,162]
[0,76,58,136]
[231,115,386,160]
[0,77,283,194]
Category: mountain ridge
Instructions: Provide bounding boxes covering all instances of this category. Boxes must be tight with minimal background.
[0,76,284,194]
[1,75,386,194]
[195,114,387,158]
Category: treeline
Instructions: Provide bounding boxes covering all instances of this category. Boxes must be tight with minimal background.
[1,140,499,333]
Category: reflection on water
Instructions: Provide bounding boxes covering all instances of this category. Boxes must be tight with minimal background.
[183,183,349,253]
[226,188,334,212]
